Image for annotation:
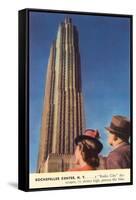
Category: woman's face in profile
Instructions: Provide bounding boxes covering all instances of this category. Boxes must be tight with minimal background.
[74,145,81,164]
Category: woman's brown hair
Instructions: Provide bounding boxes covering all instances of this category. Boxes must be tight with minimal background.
[78,139,99,168]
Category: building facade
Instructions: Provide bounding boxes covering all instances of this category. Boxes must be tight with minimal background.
[37,17,85,172]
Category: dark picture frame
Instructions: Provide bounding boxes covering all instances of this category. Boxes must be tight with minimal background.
[19,8,133,191]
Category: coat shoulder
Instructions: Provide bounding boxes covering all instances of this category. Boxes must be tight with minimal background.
[106,143,131,169]
[109,144,130,156]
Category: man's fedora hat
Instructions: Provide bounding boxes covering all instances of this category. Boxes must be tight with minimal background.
[105,115,130,139]
[75,129,103,153]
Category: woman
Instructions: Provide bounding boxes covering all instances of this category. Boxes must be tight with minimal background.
[68,129,103,171]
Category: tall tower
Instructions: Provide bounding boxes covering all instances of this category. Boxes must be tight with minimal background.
[37,17,85,172]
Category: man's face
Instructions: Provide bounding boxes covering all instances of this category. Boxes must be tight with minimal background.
[107,131,115,146]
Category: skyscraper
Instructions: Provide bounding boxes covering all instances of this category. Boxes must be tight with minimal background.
[37,17,85,172]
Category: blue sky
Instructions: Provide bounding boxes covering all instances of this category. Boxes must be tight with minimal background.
[29,11,131,172]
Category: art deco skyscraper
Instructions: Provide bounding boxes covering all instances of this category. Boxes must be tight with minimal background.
[37,17,85,172]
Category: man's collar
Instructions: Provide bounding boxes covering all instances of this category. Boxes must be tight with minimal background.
[113,141,129,150]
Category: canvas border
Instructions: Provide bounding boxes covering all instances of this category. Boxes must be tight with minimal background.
[18,8,133,192]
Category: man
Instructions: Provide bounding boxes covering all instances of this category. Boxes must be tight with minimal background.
[104,115,131,169]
